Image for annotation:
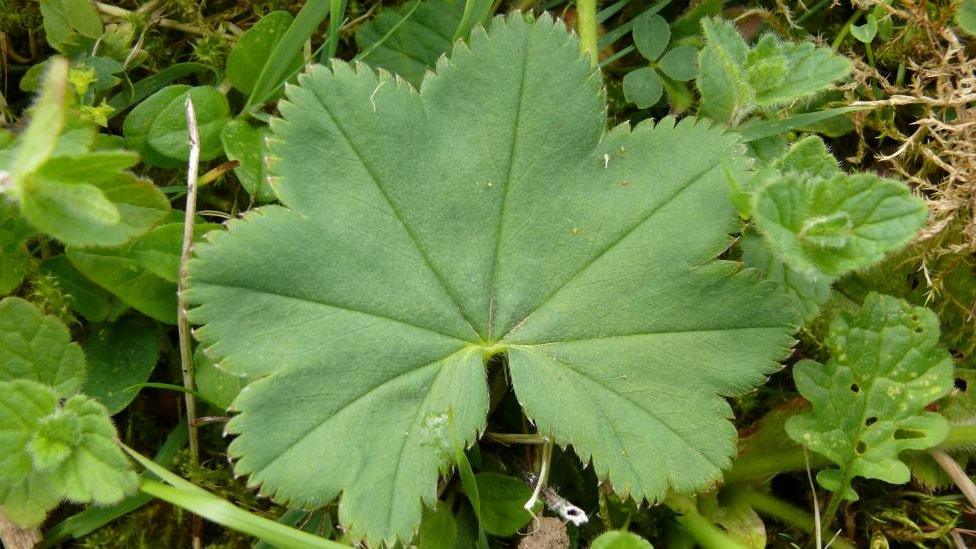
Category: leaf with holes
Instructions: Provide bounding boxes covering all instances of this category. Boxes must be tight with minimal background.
[785,293,953,501]
[187,14,793,544]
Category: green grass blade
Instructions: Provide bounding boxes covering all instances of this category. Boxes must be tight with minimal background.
[325,0,347,60]
[140,480,345,549]
[598,0,632,24]
[244,0,331,113]
[453,0,493,41]
[123,446,345,548]
[736,106,866,142]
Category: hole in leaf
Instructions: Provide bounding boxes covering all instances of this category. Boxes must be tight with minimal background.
[855,441,866,454]
[850,383,860,394]
[894,429,925,440]
[956,378,969,392]
[914,327,923,333]
[865,417,877,426]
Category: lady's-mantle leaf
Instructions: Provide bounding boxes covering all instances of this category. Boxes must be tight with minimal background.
[0,297,86,395]
[187,14,793,544]
[785,293,953,500]
[0,379,138,528]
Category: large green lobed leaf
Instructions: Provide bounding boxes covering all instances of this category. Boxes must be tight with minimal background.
[188,14,793,544]
[786,293,954,500]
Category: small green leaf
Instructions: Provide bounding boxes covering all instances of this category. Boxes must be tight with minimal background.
[696,18,752,123]
[220,119,278,202]
[774,135,840,179]
[741,229,830,324]
[632,14,670,61]
[622,67,664,108]
[752,172,927,278]
[147,86,230,162]
[67,220,218,324]
[39,256,121,322]
[958,0,976,36]
[0,297,86,395]
[16,152,170,248]
[0,201,34,295]
[591,530,654,548]
[227,12,302,95]
[473,473,532,536]
[697,19,851,123]
[40,0,103,52]
[122,84,191,168]
[0,379,137,528]
[658,45,697,82]
[418,501,458,548]
[83,316,160,414]
[8,58,70,180]
[850,14,878,44]
[194,349,246,410]
[355,0,464,87]
[785,293,954,501]
[747,38,851,109]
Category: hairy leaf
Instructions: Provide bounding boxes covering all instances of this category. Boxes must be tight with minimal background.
[752,171,927,278]
[741,229,830,323]
[785,293,953,500]
[697,19,851,123]
[0,201,33,295]
[0,297,86,395]
[188,15,792,544]
[4,61,170,246]
[0,379,137,528]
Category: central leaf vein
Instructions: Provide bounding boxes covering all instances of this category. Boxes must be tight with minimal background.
[309,86,481,340]
[503,157,727,340]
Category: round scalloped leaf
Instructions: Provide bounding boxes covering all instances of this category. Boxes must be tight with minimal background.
[0,379,137,528]
[785,293,953,501]
[187,14,793,544]
[0,297,85,395]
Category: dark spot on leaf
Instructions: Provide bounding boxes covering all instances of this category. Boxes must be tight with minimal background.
[865,417,877,426]
[894,429,925,440]
[855,441,866,454]
[850,383,860,394]
[956,378,968,391]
